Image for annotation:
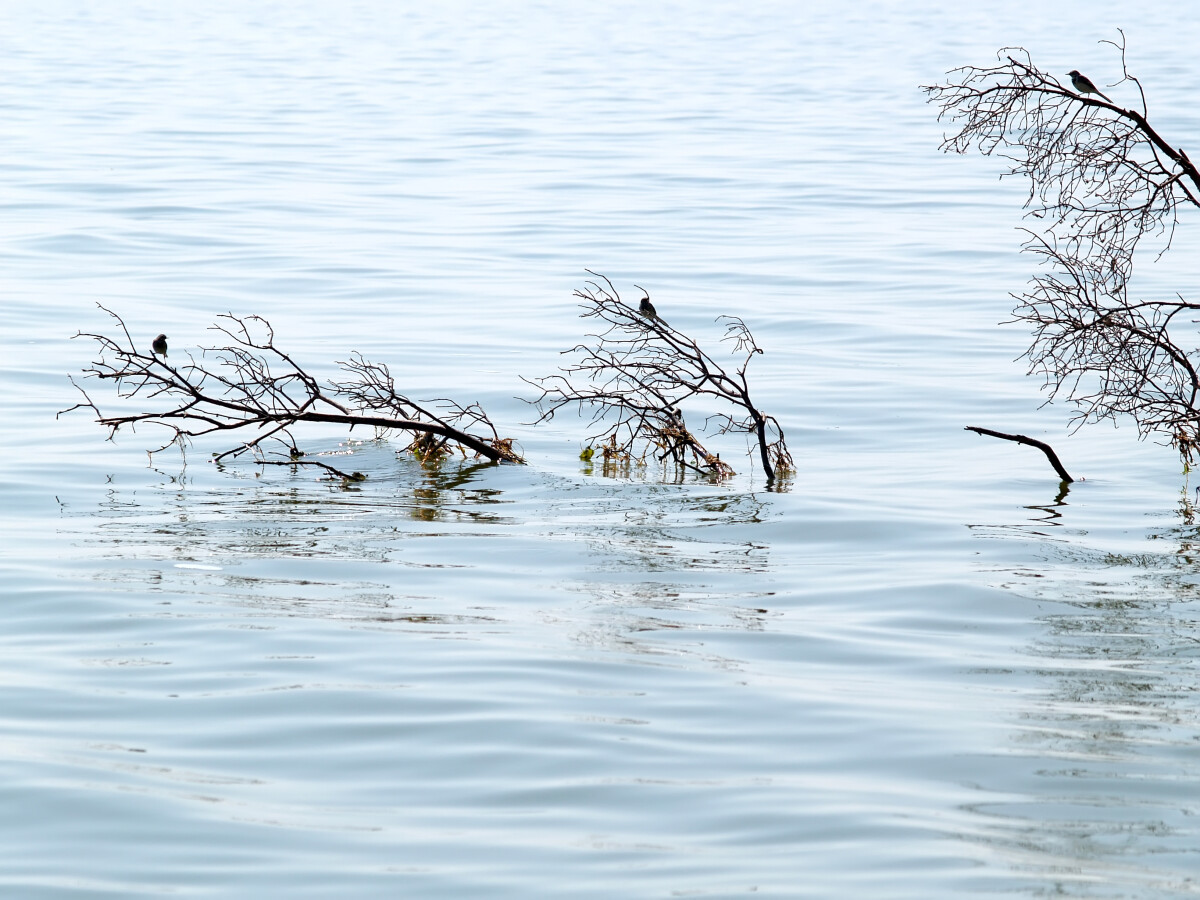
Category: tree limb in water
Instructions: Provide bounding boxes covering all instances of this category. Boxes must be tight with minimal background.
[61,306,521,480]
[966,425,1074,483]
[927,34,1200,465]
[525,271,793,483]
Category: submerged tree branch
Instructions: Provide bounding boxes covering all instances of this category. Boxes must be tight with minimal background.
[927,33,1200,466]
[965,425,1075,483]
[525,271,793,483]
[61,306,522,475]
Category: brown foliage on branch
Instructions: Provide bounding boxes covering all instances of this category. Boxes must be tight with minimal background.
[62,306,522,479]
[925,33,1200,463]
[525,272,793,483]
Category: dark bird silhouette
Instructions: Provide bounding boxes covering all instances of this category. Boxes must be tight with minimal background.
[636,287,657,320]
[1068,69,1112,102]
[151,334,169,357]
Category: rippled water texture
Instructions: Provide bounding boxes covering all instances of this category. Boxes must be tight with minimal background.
[5,1,1200,897]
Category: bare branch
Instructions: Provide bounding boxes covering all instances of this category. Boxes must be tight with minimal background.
[526,272,793,483]
[61,306,522,472]
[926,35,1200,467]
[965,425,1074,483]
[254,458,368,482]
[924,34,1200,267]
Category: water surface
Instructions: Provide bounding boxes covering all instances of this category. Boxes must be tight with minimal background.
[4,1,1200,897]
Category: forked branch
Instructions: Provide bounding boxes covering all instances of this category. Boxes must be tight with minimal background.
[924,33,1200,268]
[525,271,793,483]
[61,306,521,479]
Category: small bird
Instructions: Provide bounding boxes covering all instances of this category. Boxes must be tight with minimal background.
[151,334,168,357]
[636,287,657,320]
[1067,70,1112,103]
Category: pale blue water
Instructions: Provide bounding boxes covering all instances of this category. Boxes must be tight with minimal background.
[5,1,1200,897]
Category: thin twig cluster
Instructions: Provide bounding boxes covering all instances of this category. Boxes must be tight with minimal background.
[525,271,792,483]
[926,35,1199,266]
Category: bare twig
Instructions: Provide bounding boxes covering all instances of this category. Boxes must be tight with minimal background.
[965,426,1075,483]
[254,458,368,482]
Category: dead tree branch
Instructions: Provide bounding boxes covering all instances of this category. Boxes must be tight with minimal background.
[525,271,793,483]
[925,33,1200,465]
[965,426,1074,483]
[925,34,1200,265]
[61,306,522,476]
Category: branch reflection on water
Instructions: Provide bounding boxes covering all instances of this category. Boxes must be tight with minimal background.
[68,443,780,653]
[966,482,1200,892]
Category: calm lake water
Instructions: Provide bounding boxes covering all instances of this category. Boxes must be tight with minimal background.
[5,1,1200,897]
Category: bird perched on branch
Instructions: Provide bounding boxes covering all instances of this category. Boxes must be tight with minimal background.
[1067,70,1112,102]
[151,334,169,357]
[636,287,657,320]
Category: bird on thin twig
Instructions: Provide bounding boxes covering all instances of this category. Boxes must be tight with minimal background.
[152,334,169,357]
[1067,70,1112,103]
[636,287,657,320]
